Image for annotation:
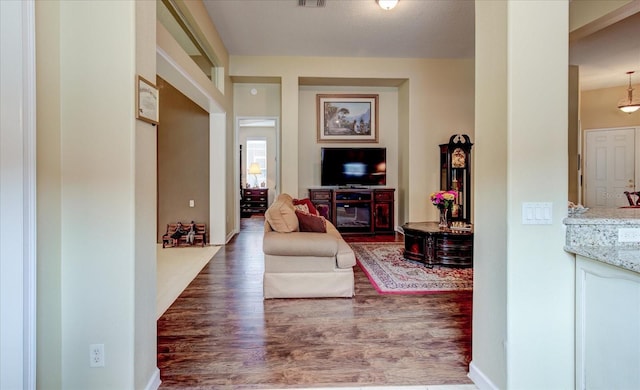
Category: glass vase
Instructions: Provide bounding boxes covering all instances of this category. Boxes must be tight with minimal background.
[439,208,450,228]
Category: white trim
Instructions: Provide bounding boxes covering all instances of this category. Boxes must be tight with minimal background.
[0,1,37,388]
[225,230,237,244]
[156,47,223,113]
[468,361,499,390]
[209,112,227,245]
[22,1,37,388]
[144,367,161,390]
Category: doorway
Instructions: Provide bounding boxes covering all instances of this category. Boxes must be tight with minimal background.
[584,127,638,207]
[236,117,280,231]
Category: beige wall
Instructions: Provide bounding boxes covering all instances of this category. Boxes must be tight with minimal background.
[581,83,640,130]
[473,2,574,389]
[235,83,281,117]
[36,1,148,388]
[569,0,635,33]
[473,2,508,387]
[297,85,399,224]
[234,83,281,208]
[298,85,399,192]
[134,0,159,388]
[230,56,475,225]
[36,1,159,389]
[35,2,62,387]
[156,1,234,244]
[157,77,210,241]
[569,65,580,203]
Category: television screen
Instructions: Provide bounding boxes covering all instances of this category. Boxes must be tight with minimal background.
[321,147,386,187]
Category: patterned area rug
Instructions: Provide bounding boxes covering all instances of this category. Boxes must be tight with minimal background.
[350,242,473,294]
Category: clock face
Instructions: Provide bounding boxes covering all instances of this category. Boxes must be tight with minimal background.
[452,148,466,168]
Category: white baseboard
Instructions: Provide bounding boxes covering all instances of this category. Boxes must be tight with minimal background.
[144,367,161,390]
[468,361,499,390]
[225,230,236,244]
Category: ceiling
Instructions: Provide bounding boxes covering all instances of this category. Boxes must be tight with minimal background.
[203,0,640,91]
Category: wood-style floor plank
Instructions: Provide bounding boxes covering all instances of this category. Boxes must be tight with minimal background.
[157,216,472,389]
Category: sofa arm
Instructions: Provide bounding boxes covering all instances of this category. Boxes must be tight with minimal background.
[263,231,338,257]
[336,240,357,268]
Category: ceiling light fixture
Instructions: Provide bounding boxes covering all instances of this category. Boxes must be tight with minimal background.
[377,0,398,11]
[618,71,640,114]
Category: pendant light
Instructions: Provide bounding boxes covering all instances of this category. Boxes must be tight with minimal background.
[618,71,640,114]
[377,0,398,11]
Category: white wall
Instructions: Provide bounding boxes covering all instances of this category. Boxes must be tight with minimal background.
[472,2,575,389]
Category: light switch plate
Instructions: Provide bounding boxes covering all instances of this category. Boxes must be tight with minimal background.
[522,202,552,225]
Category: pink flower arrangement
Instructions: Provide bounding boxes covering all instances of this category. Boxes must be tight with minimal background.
[430,190,457,210]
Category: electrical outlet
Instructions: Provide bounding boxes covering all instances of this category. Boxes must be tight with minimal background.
[90,344,104,367]
[618,228,640,243]
[189,199,195,207]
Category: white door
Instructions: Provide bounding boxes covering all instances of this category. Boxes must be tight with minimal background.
[584,128,636,208]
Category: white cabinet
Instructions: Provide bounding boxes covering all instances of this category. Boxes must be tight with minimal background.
[576,255,640,390]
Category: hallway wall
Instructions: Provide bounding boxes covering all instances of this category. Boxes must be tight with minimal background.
[157,77,210,242]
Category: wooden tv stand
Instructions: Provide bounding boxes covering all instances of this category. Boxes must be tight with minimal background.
[309,188,395,234]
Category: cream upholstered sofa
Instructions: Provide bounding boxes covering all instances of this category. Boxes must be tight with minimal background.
[262,193,356,299]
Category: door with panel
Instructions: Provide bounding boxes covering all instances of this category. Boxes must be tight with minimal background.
[584,128,636,208]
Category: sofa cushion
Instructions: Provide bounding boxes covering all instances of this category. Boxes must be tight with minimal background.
[295,210,327,233]
[265,193,299,233]
[263,231,338,257]
[293,198,319,216]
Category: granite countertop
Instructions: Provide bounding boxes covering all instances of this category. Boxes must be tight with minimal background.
[564,207,640,224]
[564,207,640,274]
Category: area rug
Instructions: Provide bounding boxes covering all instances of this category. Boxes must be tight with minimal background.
[350,242,473,294]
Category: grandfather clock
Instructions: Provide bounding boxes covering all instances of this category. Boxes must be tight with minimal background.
[440,134,473,222]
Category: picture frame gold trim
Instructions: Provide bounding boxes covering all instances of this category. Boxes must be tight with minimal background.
[317,94,378,143]
[136,75,159,125]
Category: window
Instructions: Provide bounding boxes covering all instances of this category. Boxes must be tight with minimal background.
[246,139,267,188]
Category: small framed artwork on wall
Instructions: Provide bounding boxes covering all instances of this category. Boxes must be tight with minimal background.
[317,94,378,143]
[136,75,159,125]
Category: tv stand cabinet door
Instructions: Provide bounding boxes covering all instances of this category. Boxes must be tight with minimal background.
[309,189,332,221]
[373,189,395,233]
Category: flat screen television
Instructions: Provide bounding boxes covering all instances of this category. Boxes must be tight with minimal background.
[321,147,386,187]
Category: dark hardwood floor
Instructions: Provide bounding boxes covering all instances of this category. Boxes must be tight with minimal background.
[157,216,473,389]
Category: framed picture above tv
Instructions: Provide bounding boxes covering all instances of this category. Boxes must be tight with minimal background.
[317,94,378,143]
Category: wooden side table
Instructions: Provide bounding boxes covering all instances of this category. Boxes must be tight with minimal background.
[401,222,473,268]
[241,188,268,217]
